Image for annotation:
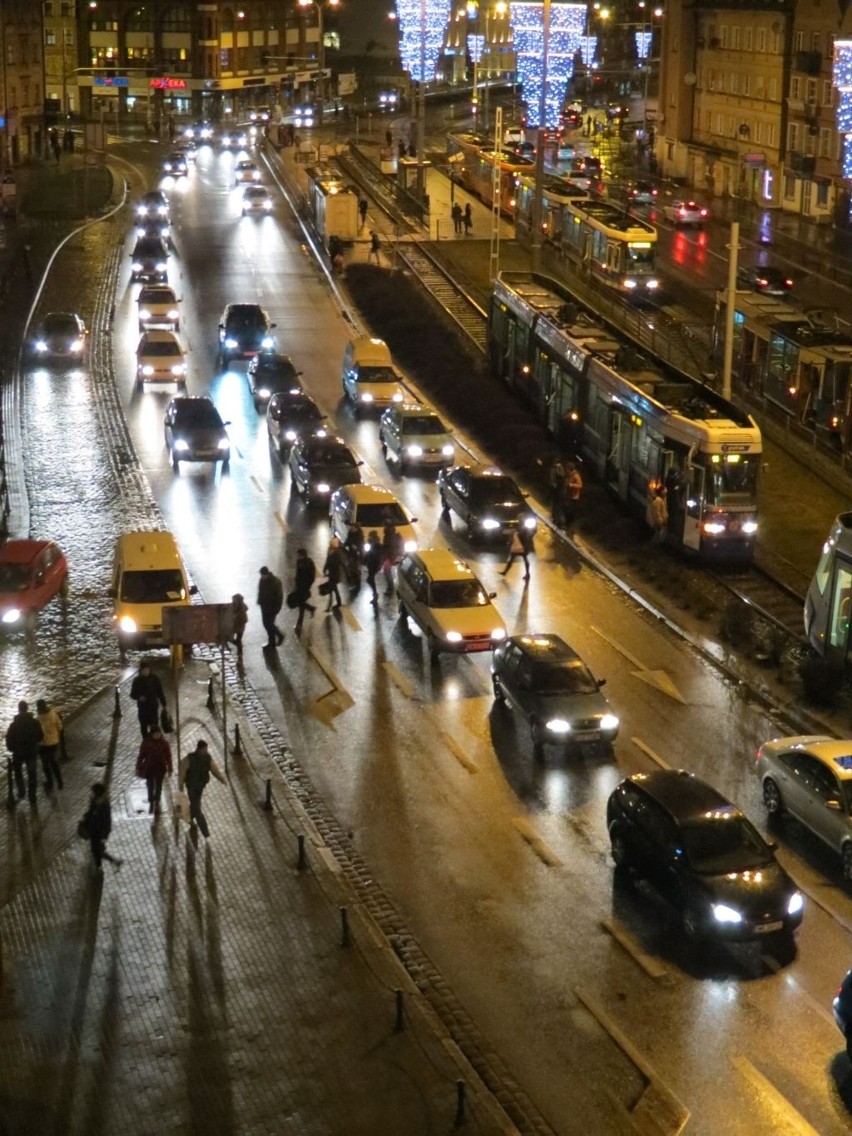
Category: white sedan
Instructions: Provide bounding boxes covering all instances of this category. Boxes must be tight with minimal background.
[137,284,181,332]
[234,159,261,185]
[241,186,273,215]
[135,330,187,389]
[662,199,708,226]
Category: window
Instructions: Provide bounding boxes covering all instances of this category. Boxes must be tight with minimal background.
[45,29,57,46]
[784,173,795,199]
[721,26,729,48]
[807,78,818,102]
[744,28,753,51]
[817,181,830,207]
[44,1,54,13]
[811,32,821,52]
[769,77,778,101]
[731,27,740,50]
[162,6,192,33]
[820,127,832,157]
[823,80,833,106]
[795,31,805,52]
[743,73,751,96]
[791,76,801,101]
[757,29,766,52]
[772,32,782,54]
[788,122,799,150]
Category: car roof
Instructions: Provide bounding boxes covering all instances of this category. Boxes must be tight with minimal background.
[506,634,579,665]
[411,549,475,580]
[138,285,176,298]
[764,736,852,780]
[0,539,54,565]
[394,403,440,418]
[140,330,180,344]
[338,484,397,504]
[42,311,82,324]
[623,770,737,822]
[244,185,269,194]
[225,302,266,317]
[169,395,214,411]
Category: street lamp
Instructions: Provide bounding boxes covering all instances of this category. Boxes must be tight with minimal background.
[298,0,340,125]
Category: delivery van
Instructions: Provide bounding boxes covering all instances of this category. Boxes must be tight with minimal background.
[110,530,195,655]
[341,336,405,413]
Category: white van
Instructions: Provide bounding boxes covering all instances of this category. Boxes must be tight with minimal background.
[110,530,195,655]
[341,336,405,412]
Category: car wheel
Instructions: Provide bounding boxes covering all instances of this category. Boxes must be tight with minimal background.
[609,825,631,869]
[492,675,505,704]
[763,778,784,818]
[842,844,852,881]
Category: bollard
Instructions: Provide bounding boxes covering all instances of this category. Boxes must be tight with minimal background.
[6,759,14,809]
[297,833,306,871]
[263,778,272,811]
[394,988,404,1032]
[454,1081,466,1127]
[112,686,121,719]
[206,676,215,711]
[232,722,243,757]
[340,906,350,948]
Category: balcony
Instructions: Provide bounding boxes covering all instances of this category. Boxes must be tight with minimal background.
[794,50,822,76]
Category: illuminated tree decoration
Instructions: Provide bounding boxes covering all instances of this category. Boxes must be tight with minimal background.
[635,30,651,61]
[469,32,485,61]
[580,34,597,66]
[396,0,453,82]
[834,41,852,177]
[510,2,588,126]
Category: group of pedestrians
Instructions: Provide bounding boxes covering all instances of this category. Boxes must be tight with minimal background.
[451,202,473,236]
[5,698,65,807]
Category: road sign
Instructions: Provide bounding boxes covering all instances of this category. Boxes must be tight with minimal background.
[162,604,235,645]
[94,76,129,87]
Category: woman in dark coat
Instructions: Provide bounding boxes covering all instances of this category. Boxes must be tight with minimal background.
[84,783,121,873]
[323,538,344,612]
[135,726,173,815]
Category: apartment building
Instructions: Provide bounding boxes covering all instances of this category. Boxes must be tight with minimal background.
[1,0,46,165]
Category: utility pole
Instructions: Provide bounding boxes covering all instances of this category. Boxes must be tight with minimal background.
[722,221,740,401]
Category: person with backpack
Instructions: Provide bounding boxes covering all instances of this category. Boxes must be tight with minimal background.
[179,739,226,839]
[257,565,284,647]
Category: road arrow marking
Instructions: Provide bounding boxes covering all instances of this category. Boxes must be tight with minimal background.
[592,626,686,703]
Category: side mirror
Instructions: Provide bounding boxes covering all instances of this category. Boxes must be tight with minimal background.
[223,420,232,427]
[598,678,607,689]
[488,592,497,600]
[522,491,530,499]
[410,516,419,523]
[269,322,277,329]
[357,460,364,466]
[189,584,199,595]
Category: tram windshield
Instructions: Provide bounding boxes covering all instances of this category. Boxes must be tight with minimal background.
[626,245,654,272]
[703,454,759,506]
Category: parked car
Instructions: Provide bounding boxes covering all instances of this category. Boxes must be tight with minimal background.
[0,540,69,631]
[662,199,708,226]
[266,391,325,458]
[607,770,805,941]
[31,311,88,362]
[218,303,276,366]
[437,464,536,541]
[737,265,794,295]
[834,968,852,1057]
[491,634,619,759]
[756,735,852,877]
[137,285,181,332]
[136,330,186,388]
[288,431,362,504]
[163,396,230,471]
[379,403,455,471]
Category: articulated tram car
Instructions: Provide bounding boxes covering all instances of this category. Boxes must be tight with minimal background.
[515,179,659,296]
[447,132,535,215]
[805,513,852,663]
[489,272,761,560]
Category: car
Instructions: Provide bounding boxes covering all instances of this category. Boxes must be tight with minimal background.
[628,180,658,205]
[220,123,254,148]
[293,103,316,128]
[834,969,852,1057]
[503,125,524,146]
[562,169,593,192]
[329,484,418,554]
[379,403,455,471]
[396,549,506,663]
[135,215,170,242]
[218,303,276,366]
[266,390,325,458]
[288,430,363,504]
[31,311,88,361]
[136,330,186,388]
[607,770,805,942]
[160,151,188,178]
[755,735,852,878]
[130,235,169,283]
[341,336,405,412]
[491,634,619,759]
[163,396,230,471]
[241,185,273,216]
[172,138,197,162]
[137,284,181,332]
[249,105,271,123]
[737,265,794,295]
[0,539,68,631]
[662,199,708,226]
[234,159,261,184]
[246,351,302,410]
[135,190,170,222]
[183,120,214,142]
[438,464,537,542]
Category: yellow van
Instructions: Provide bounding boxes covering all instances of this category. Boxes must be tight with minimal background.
[341,336,405,412]
[110,530,195,655]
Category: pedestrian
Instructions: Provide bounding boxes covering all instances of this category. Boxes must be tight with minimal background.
[293,547,317,633]
[64,128,74,153]
[83,783,121,873]
[50,129,61,163]
[385,128,393,149]
[344,523,364,588]
[364,530,382,605]
[451,201,463,235]
[129,660,167,738]
[549,457,568,527]
[585,114,593,137]
[230,592,248,656]
[564,462,584,533]
[501,527,535,579]
[381,521,403,593]
[323,537,344,612]
[5,700,43,806]
[36,698,64,792]
[358,197,368,227]
[650,486,668,544]
[135,725,172,815]
[368,230,382,265]
[179,739,226,839]
[463,203,473,235]
[257,565,285,647]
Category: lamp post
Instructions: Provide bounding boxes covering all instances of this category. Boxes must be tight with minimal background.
[298,0,340,124]
[530,0,551,272]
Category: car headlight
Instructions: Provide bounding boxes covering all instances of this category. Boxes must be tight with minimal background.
[711,903,743,924]
[131,262,142,272]
[446,631,463,643]
[787,892,804,916]
[316,482,331,494]
[742,520,758,535]
[545,719,571,735]
[257,388,271,399]
[403,539,417,553]
[360,392,374,403]
[392,392,404,402]
[167,309,179,320]
[138,309,152,321]
[600,713,620,732]
[171,364,186,375]
[156,262,167,273]
[261,336,274,349]
[646,279,660,290]
[263,200,272,211]
[442,444,454,456]
[624,279,637,290]
[703,521,726,535]
[217,438,229,450]
[118,615,137,632]
[2,608,22,624]
[252,171,260,180]
[35,340,47,352]
[490,628,506,641]
[284,429,297,441]
[174,438,190,452]
[222,135,232,146]
[224,337,238,349]
[406,444,423,457]
[480,518,501,531]
[140,365,154,376]
[522,517,537,531]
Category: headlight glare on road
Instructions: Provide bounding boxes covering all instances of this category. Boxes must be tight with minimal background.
[545,718,571,735]
[118,615,137,633]
[481,518,500,531]
[445,631,463,643]
[711,903,742,924]
[2,608,22,624]
[406,444,423,457]
[787,892,804,916]
[600,713,620,732]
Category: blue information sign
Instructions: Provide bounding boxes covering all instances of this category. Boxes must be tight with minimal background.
[94,76,129,88]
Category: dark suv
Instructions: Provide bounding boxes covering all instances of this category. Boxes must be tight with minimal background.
[606,770,804,942]
[218,303,276,367]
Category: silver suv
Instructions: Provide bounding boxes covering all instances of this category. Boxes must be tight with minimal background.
[756,735,852,877]
[379,403,454,471]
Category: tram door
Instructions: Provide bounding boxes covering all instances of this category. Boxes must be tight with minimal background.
[827,559,852,665]
[682,465,704,552]
[605,408,629,499]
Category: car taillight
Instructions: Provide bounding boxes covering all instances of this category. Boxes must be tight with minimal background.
[700,208,708,217]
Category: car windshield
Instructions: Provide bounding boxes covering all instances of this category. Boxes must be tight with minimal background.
[245,188,267,199]
[175,403,222,428]
[356,503,407,527]
[227,309,266,331]
[309,443,356,467]
[358,367,397,384]
[530,660,599,694]
[256,360,296,380]
[430,580,490,608]
[681,815,774,874]
[43,315,78,335]
[282,404,321,423]
[0,564,31,591]
[139,289,174,304]
[404,416,447,435]
[469,477,523,506]
[120,569,186,604]
[141,340,181,357]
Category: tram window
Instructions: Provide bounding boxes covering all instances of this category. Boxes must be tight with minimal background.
[626,245,654,269]
[704,454,758,504]
[829,565,852,649]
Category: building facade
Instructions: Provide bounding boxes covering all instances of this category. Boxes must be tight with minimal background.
[1,0,46,166]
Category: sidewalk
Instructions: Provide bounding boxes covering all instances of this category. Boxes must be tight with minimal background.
[0,656,509,1135]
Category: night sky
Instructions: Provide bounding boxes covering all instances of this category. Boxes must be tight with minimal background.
[337,0,402,58]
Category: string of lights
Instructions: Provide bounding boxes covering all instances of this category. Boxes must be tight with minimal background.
[510,1,588,126]
[834,41,852,178]
[634,30,651,60]
[395,0,452,83]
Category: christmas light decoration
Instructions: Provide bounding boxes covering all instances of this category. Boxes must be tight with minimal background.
[396,0,453,82]
[635,30,651,60]
[580,34,597,66]
[833,41,852,177]
[510,2,588,126]
[469,32,485,61]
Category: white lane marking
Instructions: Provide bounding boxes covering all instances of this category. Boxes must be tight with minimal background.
[273,509,288,531]
[630,737,671,770]
[600,919,672,982]
[732,1055,821,1135]
[249,475,267,495]
[760,961,836,1030]
[439,730,479,774]
[512,817,563,867]
[383,661,416,701]
[592,625,686,703]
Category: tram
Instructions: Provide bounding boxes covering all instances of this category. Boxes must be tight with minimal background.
[714,290,852,452]
[447,132,535,215]
[515,179,659,296]
[489,272,762,560]
[805,513,852,662]
[305,167,360,250]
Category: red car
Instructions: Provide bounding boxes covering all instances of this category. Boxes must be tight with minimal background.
[0,540,68,630]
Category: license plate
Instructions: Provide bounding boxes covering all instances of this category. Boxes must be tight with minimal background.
[755,920,783,934]
[574,731,600,742]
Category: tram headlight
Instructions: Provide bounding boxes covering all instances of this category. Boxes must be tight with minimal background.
[703,521,726,535]
[742,520,758,535]
[624,278,637,290]
[646,279,660,290]
[480,518,501,531]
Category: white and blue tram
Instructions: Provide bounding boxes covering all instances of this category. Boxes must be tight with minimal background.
[805,513,852,660]
[489,272,761,560]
